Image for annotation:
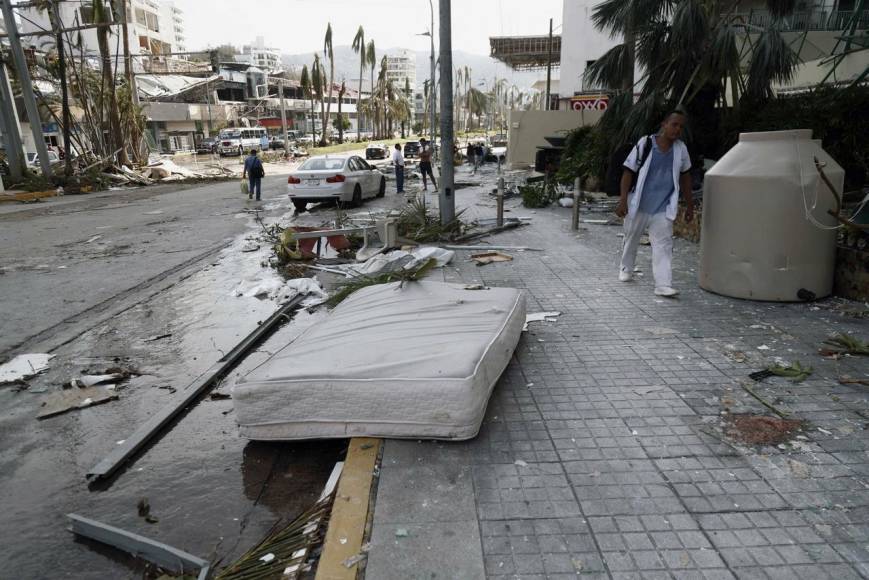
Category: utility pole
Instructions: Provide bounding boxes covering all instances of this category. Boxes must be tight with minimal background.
[428,0,436,150]
[0,59,24,180]
[545,18,553,111]
[1,0,52,177]
[438,0,454,224]
[278,78,288,151]
[48,0,71,176]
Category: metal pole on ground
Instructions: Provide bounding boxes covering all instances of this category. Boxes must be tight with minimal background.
[438,0,455,224]
[1,0,53,177]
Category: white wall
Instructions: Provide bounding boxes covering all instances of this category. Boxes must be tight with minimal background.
[506,109,604,169]
[560,0,622,98]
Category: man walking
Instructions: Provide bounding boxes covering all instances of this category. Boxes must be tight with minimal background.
[392,143,405,194]
[465,142,476,173]
[418,138,437,191]
[616,111,694,297]
[242,148,265,201]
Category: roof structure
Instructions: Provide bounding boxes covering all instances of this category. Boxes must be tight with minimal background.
[489,35,561,71]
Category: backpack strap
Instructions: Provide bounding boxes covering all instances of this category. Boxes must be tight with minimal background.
[637,135,653,172]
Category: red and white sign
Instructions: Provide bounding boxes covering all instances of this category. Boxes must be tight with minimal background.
[570,95,609,111]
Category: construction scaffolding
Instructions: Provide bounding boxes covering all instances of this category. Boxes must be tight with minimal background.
[489,35,561,71]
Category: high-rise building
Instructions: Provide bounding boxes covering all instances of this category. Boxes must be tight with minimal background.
[236,37,281,72]
[386,50,416,125]
[18,0,187,71]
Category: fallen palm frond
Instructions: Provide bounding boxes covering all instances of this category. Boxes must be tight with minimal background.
[767,360,813,383]
[215,493,334,580]
[821,334,869,356]
[396,197,465,242]
[326,258,437,308]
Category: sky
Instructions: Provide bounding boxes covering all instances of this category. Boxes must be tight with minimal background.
[173,0,564,56]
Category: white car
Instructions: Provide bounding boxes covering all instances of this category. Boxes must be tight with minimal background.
[287,155,386,212]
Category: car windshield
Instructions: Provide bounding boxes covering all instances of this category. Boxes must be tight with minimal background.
[26,153,36,162]
[299,158,346,171]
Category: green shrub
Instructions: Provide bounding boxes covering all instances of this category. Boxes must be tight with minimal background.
[520,181,558,208]
[556,125,609,186]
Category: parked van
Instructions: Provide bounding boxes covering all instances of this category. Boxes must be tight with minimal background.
[218,127,268,156]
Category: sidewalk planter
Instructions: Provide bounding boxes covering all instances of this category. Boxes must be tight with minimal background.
[699,129,843,301]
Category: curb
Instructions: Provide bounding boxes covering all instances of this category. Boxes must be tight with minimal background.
[315,437,381,580]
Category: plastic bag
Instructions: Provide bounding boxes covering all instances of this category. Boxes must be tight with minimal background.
[240,179,249,195]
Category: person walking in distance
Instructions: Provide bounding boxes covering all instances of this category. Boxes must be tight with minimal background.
[616,111,694,297]
[418,138,437,191]
[243,149,265,201]
[465,142,476,173]
[392,143,405,194]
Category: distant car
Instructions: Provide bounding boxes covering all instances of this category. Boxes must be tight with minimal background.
[286,154,386,213]
[196,138,217,154]
[403,140,420,159]
[365,143,388,160]
[270,136,286,150]
[26,151,60,169]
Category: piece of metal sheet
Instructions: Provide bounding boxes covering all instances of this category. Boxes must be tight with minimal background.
[68,513,210,579]
[86,294,307,482]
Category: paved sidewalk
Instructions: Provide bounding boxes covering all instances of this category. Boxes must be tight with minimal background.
[366,171,869,579]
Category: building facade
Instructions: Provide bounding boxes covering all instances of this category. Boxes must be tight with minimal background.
[385,50,416,124]
[236,37,282,72]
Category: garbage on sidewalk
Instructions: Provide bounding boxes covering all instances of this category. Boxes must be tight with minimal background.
[233,281,526,441]
[0,353,54,385]
[62,373,125,389]
[471,251,513,265]
[233,276,328,306]
[523,311,561,331]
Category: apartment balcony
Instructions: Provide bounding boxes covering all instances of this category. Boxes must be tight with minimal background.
[734,8,868,31]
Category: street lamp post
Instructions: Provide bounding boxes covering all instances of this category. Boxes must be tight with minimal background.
[427,0,436,148]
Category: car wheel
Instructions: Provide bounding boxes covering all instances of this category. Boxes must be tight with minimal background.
[293,200,307,213]
[377,178,386,198]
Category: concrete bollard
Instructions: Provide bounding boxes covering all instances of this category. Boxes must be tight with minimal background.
[571,177,581,231]
[497,177,504,227]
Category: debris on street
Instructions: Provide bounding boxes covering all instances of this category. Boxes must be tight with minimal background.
[470,251,513,265]
[37,386,118,419]
[67,514,209,579]
[524,311,561,331]
[766,360,814,382]
[62,373,125,389]
[821,333,869,356]
[725,414,805,446]
[0,353,54,385]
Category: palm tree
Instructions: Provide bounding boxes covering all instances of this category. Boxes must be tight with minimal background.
[352,26,367,141]
[401,77,411,138]
[337,79,346,143]
[300,65,316,143]
[320,23,335,146]
[312,54,326,145]
[93,0,126,165]
[366,40,376,136]
[466,88,488,131]
[585,0,799,144]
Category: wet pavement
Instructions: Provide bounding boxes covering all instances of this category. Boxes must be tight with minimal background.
[0,172,406,577]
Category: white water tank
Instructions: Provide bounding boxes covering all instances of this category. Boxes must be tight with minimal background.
[699,129,843,301]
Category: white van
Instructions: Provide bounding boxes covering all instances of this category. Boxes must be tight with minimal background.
[218,127,268,156]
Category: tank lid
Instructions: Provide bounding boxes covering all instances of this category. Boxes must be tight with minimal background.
[739,129,812,142]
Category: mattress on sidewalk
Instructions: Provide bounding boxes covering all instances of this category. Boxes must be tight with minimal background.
[233,280,526,441]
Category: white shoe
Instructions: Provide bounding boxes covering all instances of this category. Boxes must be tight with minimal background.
[654,286,679,297]
[618,270,632,282]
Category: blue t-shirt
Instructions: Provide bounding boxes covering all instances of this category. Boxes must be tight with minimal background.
[244,155,260,175]
[638,140,675,214]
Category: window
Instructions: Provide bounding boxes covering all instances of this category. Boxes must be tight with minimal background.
[135,8,147,25]
[145,11,159,32]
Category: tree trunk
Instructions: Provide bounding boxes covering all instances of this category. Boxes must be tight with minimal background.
[337,87,344,143]
[96,16,127,165]
[323,67,333,145]
[357,64,364,141]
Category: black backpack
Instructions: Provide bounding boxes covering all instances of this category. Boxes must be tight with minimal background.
[251,157,265,179]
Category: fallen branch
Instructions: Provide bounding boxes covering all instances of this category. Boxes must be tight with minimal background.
[741,382,790,418]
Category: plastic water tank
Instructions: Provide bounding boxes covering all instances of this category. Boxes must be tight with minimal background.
[699,129,844,301]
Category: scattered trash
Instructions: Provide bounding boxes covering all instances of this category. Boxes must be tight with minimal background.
[143,333,172,343]
[514,459,528,467]
[725,414,804,446]
[63,373,124,389]
[523,311,561,331]
[241,242,260,253]
[817,427,833,436]
[0,353,54,385]
[259,553,275,563]
[85,234,103,244]
[740,382,789,417]
[137,498,159,524]
[757,345,771,350]
[558,197,574,208]
[767,361,813,382]
[838,376,869,387]
[210,392,231,400]
[38,386,118,419]
[342,553,367,568]
[639,235,651,245]
[724,350,747,363]
[443,245,543,252]
[634,385,665,395]
[820,334,869,357]
[470,251,513,265]
[395,528,409,537]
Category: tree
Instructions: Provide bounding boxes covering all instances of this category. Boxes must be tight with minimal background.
[332,113,351,132]
[585,0,800,146]
[321,23,335,146]
[93,0,127,166]
[401,77,411,138]
[336,79,347,142]
[300,65,316,143]
[366,40,376,136]
[466,88,488,130]
[351,26,367,142]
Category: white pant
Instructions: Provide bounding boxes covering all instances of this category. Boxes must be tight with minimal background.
[620,211,674,288]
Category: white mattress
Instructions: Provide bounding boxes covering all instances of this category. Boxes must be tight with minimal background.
[233,280,526,440]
